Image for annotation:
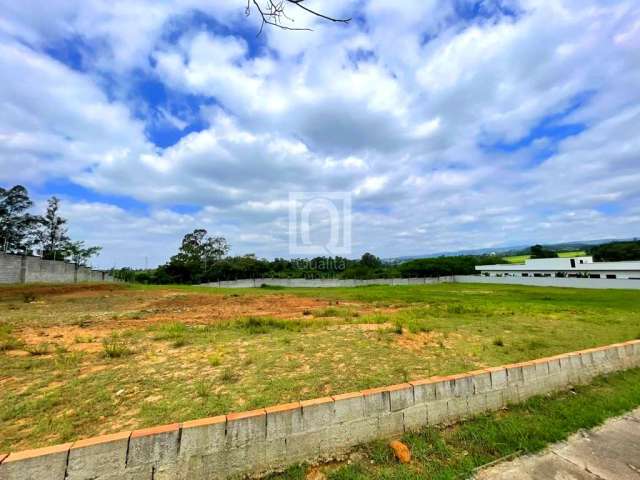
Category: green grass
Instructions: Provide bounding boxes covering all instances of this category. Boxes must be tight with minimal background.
[504,250,586,264]
[269,367,640,480]
[503,254,531,264]
[1,282,639,452]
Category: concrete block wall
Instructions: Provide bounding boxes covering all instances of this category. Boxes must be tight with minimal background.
[1,340,639,480]
[454,275,640,290]
[0,253,113,284]
[0,254,21,283]
[203,277,452,289]
[203,275,640,290]
[24,257,76,283]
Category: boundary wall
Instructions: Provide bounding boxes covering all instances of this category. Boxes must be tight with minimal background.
[201,275,640,290]
[202,277,451,288]
[0,253,113,284]
[1,340,639,480]
[454,275,640,289]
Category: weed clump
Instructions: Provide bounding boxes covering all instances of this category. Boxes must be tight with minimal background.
[102,333,132,358]
[208,354,222,367]
[194,379,213,398]
[26,343,51,356]
[237,316,303,334]
[153,322,190,347]
[220,368,240,383]
[0,325,23,351]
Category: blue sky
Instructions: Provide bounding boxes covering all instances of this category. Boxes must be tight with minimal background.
[1,0,639,268]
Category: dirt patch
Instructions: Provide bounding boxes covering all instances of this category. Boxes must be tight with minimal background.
[4,287,399,354]
[17,323,126,353]
[0,283,127,301]
[142,293,335,324]
[395,330,454,352]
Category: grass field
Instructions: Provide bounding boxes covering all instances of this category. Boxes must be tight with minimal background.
[503,250,586,264]
[1,281,639,452]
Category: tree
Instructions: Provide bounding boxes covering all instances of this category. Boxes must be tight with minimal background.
[63,240,102,266]
[591,241,640,262]
[167,229,231,283]
[360,252,382,268]
[399,255,508,278]
[39,197,70,260]
[0,185,39,253]
[172,229,230,266]
[530,244,557,259]
[245,0,350,34]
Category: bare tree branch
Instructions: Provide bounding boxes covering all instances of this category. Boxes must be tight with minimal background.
[246,0,351,35]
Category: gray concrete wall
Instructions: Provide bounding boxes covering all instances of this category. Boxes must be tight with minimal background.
[454,275,640,290]
[2,340,639,480]
[0,253,113,284]
[203,277,452,289]
[0,254,22,283]
[202,275,640,290]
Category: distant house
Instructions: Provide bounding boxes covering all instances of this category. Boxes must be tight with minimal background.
[475,256,640,280]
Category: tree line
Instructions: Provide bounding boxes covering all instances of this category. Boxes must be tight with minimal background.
[112,228,508,284]
[590,240,640,262]
[512,241,640,262]
[0,185,102,266]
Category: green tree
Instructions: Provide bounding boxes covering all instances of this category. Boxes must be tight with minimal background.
[360,252,382,268]
[0,185,39,253]
[591,240,640,262]
[166,229,231,283]
[39,196,70,260]
[63,240,102,266]
[530,244,557,259]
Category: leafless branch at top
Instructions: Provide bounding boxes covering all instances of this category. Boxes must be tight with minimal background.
[246,0,351,35]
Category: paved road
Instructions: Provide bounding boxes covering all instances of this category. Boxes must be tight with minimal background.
[475,408,640,479]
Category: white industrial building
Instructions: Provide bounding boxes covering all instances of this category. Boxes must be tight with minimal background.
[476,256,640,280]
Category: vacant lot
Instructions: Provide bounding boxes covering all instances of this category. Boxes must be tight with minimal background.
[1,282,639,452]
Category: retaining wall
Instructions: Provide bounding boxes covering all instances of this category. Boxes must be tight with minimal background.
[201,275,640,290]
[1,340,639,480]
[0,253,113,284]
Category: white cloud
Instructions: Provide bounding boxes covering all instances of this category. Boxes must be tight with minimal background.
[1,0,640,266]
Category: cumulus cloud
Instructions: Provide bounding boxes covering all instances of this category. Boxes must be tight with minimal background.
[1,0,639,267]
